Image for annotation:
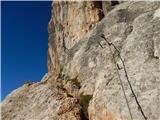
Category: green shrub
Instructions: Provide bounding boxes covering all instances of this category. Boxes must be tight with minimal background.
[25,80,32,85]
[79,92,93,119]
[69,76,81,88]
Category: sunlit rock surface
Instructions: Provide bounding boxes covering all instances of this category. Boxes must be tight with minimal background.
[2,1,160,120]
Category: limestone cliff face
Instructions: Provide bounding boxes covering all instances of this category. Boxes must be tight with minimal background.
[2,1,160,120]
[47,1,111,73]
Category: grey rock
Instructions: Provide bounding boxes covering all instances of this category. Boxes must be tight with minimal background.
[2,1,160,120]
[62,1,160,120]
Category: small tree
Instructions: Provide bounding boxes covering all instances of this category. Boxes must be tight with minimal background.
[25,80,32,85]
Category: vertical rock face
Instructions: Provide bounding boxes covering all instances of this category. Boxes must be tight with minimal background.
[48,1,112,73]
[2,1,160,120]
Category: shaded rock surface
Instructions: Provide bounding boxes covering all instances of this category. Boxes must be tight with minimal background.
[2,1,160,120]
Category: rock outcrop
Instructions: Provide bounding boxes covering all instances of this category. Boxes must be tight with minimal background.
[47,1,114,73]
[2,1,160,120]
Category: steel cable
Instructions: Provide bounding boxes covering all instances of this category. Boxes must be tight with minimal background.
[101,34,147,120]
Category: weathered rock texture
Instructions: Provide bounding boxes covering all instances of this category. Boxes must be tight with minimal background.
[2,1,160,120]
[48,1,113,73]
[1,78,81,120]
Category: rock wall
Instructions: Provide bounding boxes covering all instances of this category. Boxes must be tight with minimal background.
[47,1,112,73]
[2,1,160,120]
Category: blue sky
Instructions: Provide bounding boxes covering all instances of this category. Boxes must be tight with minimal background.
[1,1,52,100]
